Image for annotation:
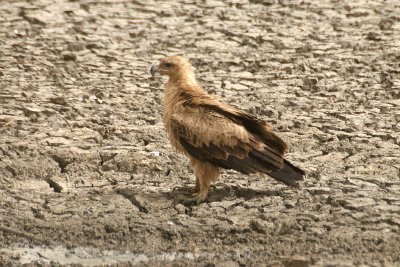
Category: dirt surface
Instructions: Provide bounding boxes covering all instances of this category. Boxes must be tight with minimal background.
[0,0,399,266]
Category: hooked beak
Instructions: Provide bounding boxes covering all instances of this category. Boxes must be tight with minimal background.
[149,64,159,77]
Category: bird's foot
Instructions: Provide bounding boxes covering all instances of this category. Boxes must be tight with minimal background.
[196,190,208,202]
[191,187,199,196]
[190,181,200,196]
[184,191,208,206]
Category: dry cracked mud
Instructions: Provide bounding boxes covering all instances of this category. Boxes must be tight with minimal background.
[0,0,399,266]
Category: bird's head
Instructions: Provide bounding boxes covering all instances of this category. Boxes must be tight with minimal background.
[150,56,195,81]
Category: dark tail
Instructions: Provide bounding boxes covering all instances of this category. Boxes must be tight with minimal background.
[268,159,305,187]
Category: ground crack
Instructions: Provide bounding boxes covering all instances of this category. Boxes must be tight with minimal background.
[116,189,149,213]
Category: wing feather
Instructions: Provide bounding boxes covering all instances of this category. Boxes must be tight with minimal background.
[178,91,288,154]
[169,105,285,173]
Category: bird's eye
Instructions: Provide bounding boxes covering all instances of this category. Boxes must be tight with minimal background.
[164,63,172,68]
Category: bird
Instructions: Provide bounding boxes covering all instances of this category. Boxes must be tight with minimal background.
[150,55,305,203]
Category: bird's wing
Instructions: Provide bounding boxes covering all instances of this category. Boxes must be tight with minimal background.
[179,91,288,155]
[170,106,285,173]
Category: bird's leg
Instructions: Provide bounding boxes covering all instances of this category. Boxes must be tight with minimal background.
[192,160,220,204]
[185,176,210,205]
[190,175,207,201]
[189,158,200,195]
[195,177,210,202]
[191,176,200,196]
[184,159,220,205]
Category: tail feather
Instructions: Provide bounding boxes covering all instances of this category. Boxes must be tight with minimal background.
[268,159,305,187]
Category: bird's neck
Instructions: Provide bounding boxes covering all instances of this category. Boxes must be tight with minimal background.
[163,70,206,128]
[168,69,198,87]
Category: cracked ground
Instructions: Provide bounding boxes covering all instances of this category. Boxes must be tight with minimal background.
[0,0,399,266]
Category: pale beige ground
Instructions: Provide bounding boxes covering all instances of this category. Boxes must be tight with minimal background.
[0,0,399,266]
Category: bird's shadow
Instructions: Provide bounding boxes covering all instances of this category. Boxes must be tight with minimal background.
[169,184,283,206]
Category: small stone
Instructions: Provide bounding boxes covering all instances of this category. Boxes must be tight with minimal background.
[218,261,240,267]
[379,19,394,30]
[49,96,67,105]
[45,137,71,147]
[309,227,325,236]
[282,256,310,267]
[306,187,331,195]
[149,151,160,157]
[270,39,286,49]
[174,204,186,214]
[67,42,85,52]
[302,77,318,91]
[86,43,104,49]
[46,177,64,193]
[295,44,312,53]
[284,201,296,209]
[249,219,267,234]
[63,53,77,61]
[366,32,381,41]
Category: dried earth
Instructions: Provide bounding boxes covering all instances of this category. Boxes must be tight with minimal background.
[0,0,399,266]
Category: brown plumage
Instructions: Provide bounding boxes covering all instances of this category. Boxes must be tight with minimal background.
[150,56,305,202]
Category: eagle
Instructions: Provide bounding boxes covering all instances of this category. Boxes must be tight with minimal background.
[150,56,305,203]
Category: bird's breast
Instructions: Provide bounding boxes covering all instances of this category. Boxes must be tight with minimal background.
[163,84,186,154]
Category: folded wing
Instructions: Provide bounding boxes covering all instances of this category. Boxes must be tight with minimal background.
[170,105,287,176]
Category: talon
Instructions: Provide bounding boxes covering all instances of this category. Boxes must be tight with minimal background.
[183,191,208,206]
[196,190,208,203]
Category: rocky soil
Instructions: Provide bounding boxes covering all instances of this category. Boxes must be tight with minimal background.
[0,0,399,266]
